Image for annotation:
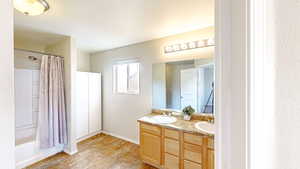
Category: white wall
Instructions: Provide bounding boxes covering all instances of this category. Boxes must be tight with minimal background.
[45,37,78,154]
[258,0,300,168]
[0,0,15,168]
[215,0,248,168]
[90,27,214,143]
[271,0,297,166]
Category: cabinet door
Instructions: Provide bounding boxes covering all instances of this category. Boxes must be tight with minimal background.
[184,160,202,169]
[184,143,202,163]
[76,72,89,139]
[165,138,180,156]
[88,73,102,133]
[165,153,179,169]
[207,149,214,169]
[140,132,161,166]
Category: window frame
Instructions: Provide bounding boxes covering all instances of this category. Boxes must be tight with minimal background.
[113,61,140,95]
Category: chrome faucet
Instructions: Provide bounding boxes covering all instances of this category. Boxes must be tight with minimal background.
[163,111,172,116]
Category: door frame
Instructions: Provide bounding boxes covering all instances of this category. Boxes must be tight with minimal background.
[215,0,251,168]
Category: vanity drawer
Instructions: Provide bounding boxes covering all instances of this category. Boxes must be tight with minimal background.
[164,128,179,140]
[140,123,161,136]
[184,143,202,163]
[165,138,180,156]
[165,153,179,169]
[184,160,202,169]
[184,133,203,145]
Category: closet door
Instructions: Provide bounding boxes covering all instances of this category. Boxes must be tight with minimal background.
[76,72,89,139]
[88,73,102,133]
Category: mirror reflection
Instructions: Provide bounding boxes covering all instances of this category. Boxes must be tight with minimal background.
[152,58,214,114]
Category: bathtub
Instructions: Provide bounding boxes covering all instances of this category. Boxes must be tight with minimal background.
[15,129,64,169]
[14,68,64,168]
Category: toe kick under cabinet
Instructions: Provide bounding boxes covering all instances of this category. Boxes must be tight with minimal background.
[139,122,214,169]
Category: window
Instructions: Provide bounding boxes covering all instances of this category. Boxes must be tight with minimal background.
[113,62,140,94]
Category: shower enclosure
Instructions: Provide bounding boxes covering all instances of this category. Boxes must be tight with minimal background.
[14,49,66,169]
[15,49,42,146]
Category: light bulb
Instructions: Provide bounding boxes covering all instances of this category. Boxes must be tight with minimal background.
[207,38,215,46]
[165,46,173,53]
[188,42,196,49]
[173,44,180,51]
[181,43,188,50]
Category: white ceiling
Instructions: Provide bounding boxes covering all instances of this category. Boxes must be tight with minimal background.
[14,0,214,52]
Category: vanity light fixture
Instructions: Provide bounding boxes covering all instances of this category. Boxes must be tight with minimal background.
[207,38,215,46]
[181,43,188,50]
[164,38,215,54]
[14,0,50,16]
[197,40,205,48]
[173,44,180,51]
[165,46,173,53]
[188,41,197,49]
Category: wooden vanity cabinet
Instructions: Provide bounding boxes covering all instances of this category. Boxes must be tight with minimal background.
[140,123,162,167]
[207,138,214,169]
[139,122,214,169]
[164,128,180,169]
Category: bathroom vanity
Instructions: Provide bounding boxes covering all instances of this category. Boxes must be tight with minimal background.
[146,57,215,169]
[138,113,214,169]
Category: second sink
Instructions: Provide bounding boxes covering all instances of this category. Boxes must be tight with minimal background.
[194,121,214,134]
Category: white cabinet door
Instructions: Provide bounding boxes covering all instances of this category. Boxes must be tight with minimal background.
[76,72,89,139]
[88,73,102,133]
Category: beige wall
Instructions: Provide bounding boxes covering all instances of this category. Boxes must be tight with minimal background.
[14,47,90,71]
[152,63,166,109]
[14,39,46,53]
[14,50,42,70]
[90,27,214,143]
[0,1,15,168]
[77,50,91,72]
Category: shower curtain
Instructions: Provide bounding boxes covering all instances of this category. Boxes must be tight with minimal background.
[39,55,67,149]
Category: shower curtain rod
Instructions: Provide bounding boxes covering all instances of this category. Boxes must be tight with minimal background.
[14,48,64,58]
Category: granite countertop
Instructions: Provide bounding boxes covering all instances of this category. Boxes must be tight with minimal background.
[138,113,214,137]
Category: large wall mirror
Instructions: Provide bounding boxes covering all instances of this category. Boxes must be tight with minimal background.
[152,58,214,114]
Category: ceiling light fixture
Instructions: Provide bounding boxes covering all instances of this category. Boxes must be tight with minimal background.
[14,0,50,16]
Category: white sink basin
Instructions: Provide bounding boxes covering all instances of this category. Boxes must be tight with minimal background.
[150,115,177,124]
[194,121,214,134]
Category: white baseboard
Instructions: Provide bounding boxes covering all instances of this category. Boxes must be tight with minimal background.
[101,130,139,145]
[15,145,64,169]
[63,148,78,155]
[76,131,102,143]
